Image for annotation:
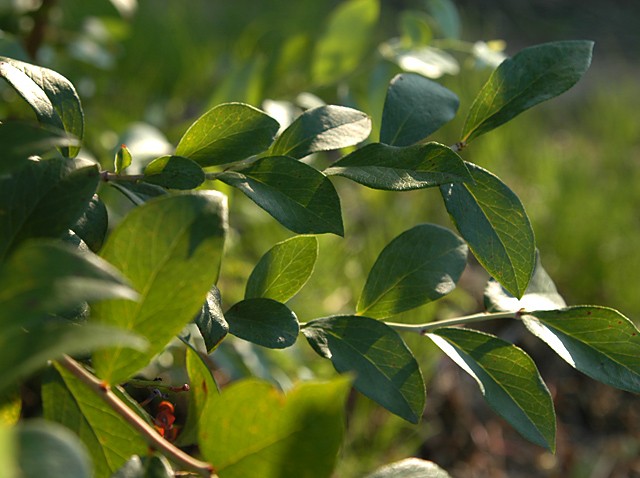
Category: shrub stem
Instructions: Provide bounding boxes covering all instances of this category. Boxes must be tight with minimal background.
[385,310,520,334]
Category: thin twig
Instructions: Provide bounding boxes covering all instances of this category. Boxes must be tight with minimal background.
[385,310,520,335]
[57,355,217,478]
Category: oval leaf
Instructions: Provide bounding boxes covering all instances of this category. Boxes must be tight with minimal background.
[484,252,566,313]
[461,41,594,143]
[175,103,279,167]
[365,458,451,478]
[218,156,344,236]
[193,287,228,352]
[381,73,459,146]
[302,315,425,423]
[440,162,535,299]
[226,298,299,349]
[312,0,379,86]
[270,105,371,159]
[0,56,84,157]
[143,155,205,190]
[521,306,640,393]
[42,365,148,477]
[245,235,318,302]
[427,327,555,451]
[0,157,100,260]
[325,142,471,191]
[357,224,468,319]
[91,191,228,384]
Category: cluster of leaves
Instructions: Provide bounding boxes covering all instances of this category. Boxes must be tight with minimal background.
[1,38,639,478]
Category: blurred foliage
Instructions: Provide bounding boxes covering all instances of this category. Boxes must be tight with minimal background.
[0,1,639,476]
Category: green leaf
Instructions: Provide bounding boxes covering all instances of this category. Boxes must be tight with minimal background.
[424,0,460,39]
[218,156,343,236]
[91,191,228,384]
[0,56,84,157]
[399,11,433,46]
[199,378,350,478]
[0,321,146,396]
[312,0,379,85]
[42,365,147,477]
[0,423,18,478]
[193,287,228,352]
[302,315,425,423]
[179,344,218,447]
[270,105,371,159]
[226,298,299,349]
[175,103,279,167]
[0,122,79,174]
[71,194,108,253]
[521,306,640,393]
[16,420,92,478]
[365,458,451,478]
[461,41,594,143]
[245,235,318,302]
[0,240,138,325]
[427,327,555,450]
[440,162,535,298]
[0,157,100,259]
[110,181,167,206]
[143,155,205,190]
[484,252,566,313]
[357,224,468,319]
[114,144,132,174]
[325,142,471,191]
[380,73,459,146]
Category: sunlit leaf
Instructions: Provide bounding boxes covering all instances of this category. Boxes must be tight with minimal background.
[427,327,555,450]
[441,162,535,298]
[461,41,594,143]
[303,315,425,423]
[143,155,205,190]
[114,144,132,174]
[365,458,451,478]
[199,378,350,478]
[380,73,459,145]
[521,306,640,393]
[91,192,227,384]
[270,105,371,159]
[325,142,470,191]
[218,156,343,236]
[246,235,318,302]
[357,224,468,318]
[175,103,279,167]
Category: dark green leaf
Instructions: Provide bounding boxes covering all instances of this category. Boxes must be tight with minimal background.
[175,103,279,167]
[91,192,227,384]
[440,162,535,298]
[0,56,84,157]
[17,420,92,478]
[143,155,205,190]
[109,181,167,206]
[226,298,299,349]
[312,0,379,86]
[194,287,228,352]
[521,306,640,393]
[0,157,99,259]
[461,41,594,143]
[0,240,138,325]
[357,224,468,319]
[325,142,471,191]
[427,327,555,450]
[380,73,459,146]
[219,156,344,236]
[0,122,79,174]
[114,145,132,174]
[484,252,566,313]
[71,194,108,253]
[424,0,460,39]
[270,105,371,159]
[365,458,451,478]
[199,378,350,478]
[0,322,146,395]
[246,235,318,302]
[302,315,425,423]
[42,365,147,477]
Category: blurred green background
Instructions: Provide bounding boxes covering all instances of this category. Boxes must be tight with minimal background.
[1,0,638,476]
